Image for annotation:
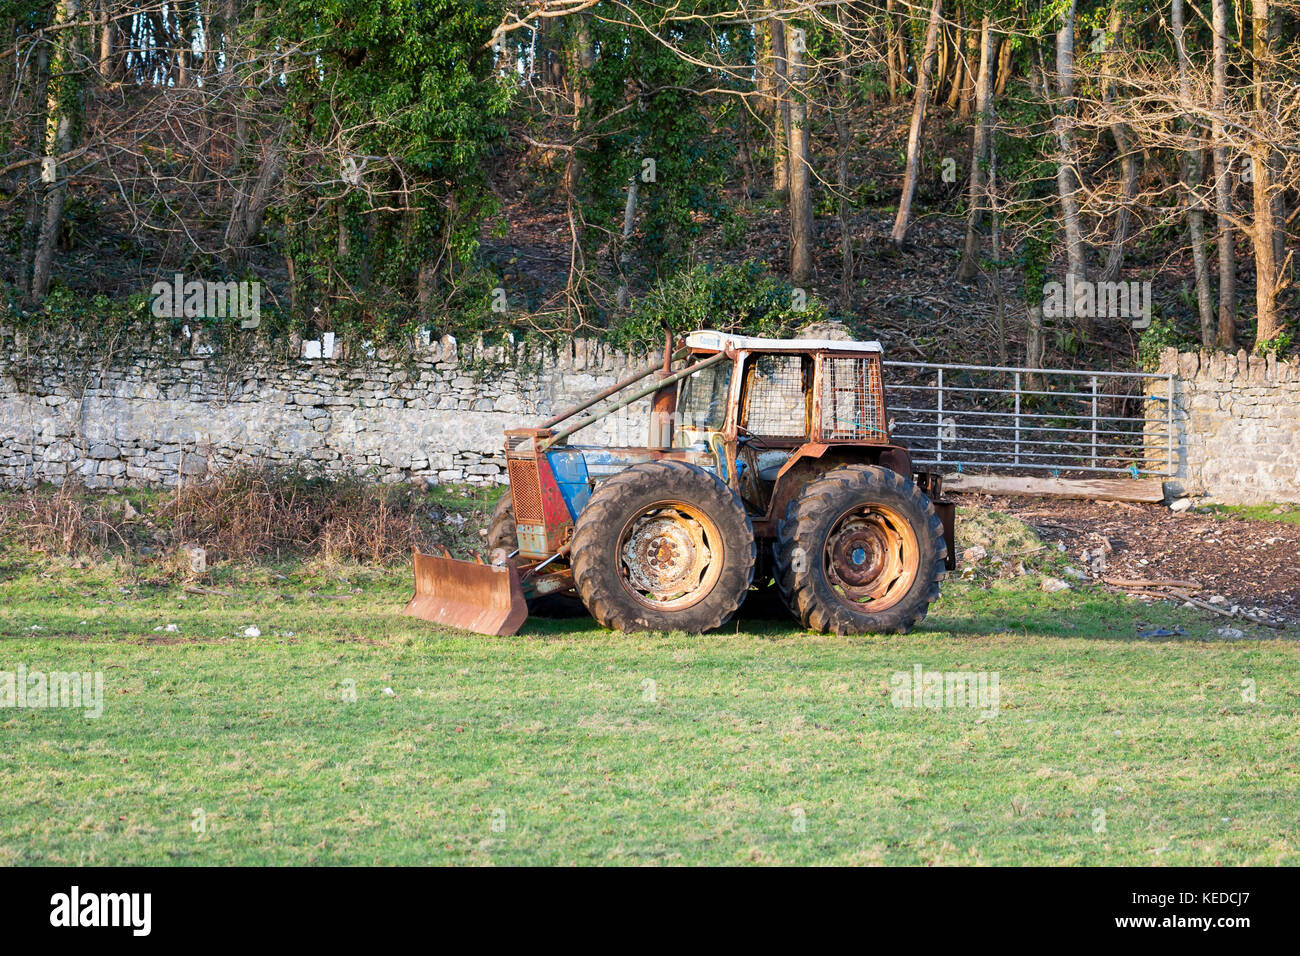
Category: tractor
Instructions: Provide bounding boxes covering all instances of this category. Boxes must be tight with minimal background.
[405,329,956,636]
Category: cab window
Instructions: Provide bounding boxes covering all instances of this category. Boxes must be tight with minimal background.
[741,354,810,440]
[678,361,732,431]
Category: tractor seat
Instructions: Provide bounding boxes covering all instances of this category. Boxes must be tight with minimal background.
[755,449,791,482]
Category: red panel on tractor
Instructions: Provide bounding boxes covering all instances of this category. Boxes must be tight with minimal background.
[505,429,573,557]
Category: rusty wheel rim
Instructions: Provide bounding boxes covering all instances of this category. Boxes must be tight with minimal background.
[618,501,723,611]
[823,504,918,612]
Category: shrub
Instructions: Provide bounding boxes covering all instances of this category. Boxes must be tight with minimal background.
[1137,311,1194,371]
[0,468,497,566]
[607,261,829,352]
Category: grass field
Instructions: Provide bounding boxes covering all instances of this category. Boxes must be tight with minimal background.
[1205,502,1300,526]
[1,504,1297,865]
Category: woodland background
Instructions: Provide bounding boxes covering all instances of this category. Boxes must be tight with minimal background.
[2,0,1298,369]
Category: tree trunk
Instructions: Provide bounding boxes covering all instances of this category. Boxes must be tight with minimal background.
[885,0,902,103]
[1173,0,1216,346]
[17,26,54,301]
[615,173,639,311]
[787,25,813,285]
[97,0,113,78]
[541,18,564,111]
[616,115,644,312]
[222,4,284,270]
[891,0,910,101]
[1097,136,1138,285]
[1047,5,1089,332]
[958,18,996,281]
[988,127,1008,366]
[958,27,977,120]
[935,23,951,105]
[769,10,791,193]
[1211,0,1237,348]
[948,20,974,119]
[944,21,966,113]
[756,15,775,118]
[834,59,853,306]
[891,0,942,247]
[1249,0,1284,347]
[993,29,1013,98]
[1186,150,1216,347]
[1267,12,1286,297]
[28,0,83,304]
[1025,303,1046,380]
[177,1,198,87]
[1098,7,1138,285]
[563,17,593,207]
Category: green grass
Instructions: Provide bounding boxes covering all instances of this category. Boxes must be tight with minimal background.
[1202,503,1300,526]
[2,544,1296,866]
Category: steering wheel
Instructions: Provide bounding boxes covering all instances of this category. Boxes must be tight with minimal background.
[736,425,770,452]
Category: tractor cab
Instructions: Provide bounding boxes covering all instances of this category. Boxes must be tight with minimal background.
[675,331,891,517]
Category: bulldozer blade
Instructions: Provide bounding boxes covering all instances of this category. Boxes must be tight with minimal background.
[404,550,529,636]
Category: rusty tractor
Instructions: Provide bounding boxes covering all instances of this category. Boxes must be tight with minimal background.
[406,329,956,636]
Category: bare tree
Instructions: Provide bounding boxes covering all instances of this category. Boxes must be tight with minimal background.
[832,49,854,305]
[1211,0,1237,348]
[891,0,942,247]
[1046,2,1089,332]
[958,17,997,282]
[29,0,85,304]
[884,0,906,104]
[1248,0,1287,347]
[1097,5,1139,284]
[15,9,56,303]
[769,6,792,193]
[1173,0,1216,346]
[787,22,814,285]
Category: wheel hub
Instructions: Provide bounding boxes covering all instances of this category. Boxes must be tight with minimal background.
[829,522,890,587]
[621,509,713,603]
[825,511,914,605]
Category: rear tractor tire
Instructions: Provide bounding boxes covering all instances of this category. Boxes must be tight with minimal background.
[773,465,946,635]
[571,460,756,632]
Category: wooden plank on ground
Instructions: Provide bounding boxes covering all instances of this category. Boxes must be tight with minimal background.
[943,473,1166,503]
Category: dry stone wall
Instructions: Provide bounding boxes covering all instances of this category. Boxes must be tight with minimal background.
[1,329,1296,506]
[1158,347,1300,505]
[0,326,657,488]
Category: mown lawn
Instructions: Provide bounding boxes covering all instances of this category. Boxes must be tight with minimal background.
[0,549,1296,866]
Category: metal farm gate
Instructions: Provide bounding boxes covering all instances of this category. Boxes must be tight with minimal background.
[881,361,1175,478]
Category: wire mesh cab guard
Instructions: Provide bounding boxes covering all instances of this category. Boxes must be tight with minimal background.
[816,353,889,443]
[740,354,810,440]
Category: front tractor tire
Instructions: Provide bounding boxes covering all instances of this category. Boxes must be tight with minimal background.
[773,465,946,635]
[571,460,756,633]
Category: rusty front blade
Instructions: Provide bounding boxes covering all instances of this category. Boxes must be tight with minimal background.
[404,550,528,636]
